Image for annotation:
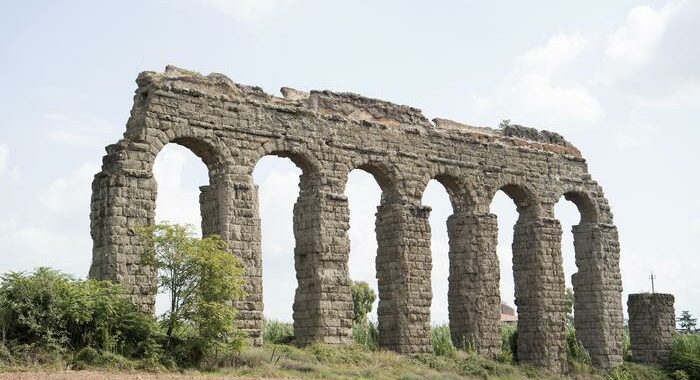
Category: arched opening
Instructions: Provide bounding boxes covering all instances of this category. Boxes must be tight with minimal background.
[346,168,383,324]
[554,197,580,325]
[252,156,302,326]
[152,143,210,316]
[554,190,600,361]
[490,184,542,361]
[491,190,519,324]
[421,180,454,327]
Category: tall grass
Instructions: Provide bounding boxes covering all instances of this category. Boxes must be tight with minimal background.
[665,333,700,379]
[431,325,456,357]
[499,323,517,364]
[262,320,294,345]
[565,324,592,368]
[352,322,378,351]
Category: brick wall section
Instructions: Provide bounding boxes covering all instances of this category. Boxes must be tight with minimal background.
[627,293,675,364]
[89,66,625,373]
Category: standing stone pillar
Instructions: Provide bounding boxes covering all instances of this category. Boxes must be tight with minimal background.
[216,173,264,345]
[627,293,676,364]
[447,211,501,357]
[199,184,219,237]
[571,222,624,369]
[375,200,432,354]
[512,217,567,373]
[292,189,353,345]
[89,166,158,313]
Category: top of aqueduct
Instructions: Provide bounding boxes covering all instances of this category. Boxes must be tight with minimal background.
[135,65,582,158]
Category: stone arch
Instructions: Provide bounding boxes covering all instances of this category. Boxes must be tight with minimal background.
[236,139,329,345]
[342,156,404,205]
[416,167,477,213]
[139,126,231,175]
[487,180,542,220]
[344,157,430,352]
[252,140,323,180]
[490,181,568,370]
[561,190,599,225]
[552,187,622,368]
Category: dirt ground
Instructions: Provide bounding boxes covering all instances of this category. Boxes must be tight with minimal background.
[0,372,284,380]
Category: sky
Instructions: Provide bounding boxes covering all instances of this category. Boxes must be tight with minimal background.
[0,0,698,325]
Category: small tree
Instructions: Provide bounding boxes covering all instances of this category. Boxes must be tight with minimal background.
[677,310,697,333]
[565,287,574,325]
[351,281,376,324]
[139,223,247,362]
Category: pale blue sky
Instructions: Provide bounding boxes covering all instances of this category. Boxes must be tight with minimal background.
[1,0,698,324]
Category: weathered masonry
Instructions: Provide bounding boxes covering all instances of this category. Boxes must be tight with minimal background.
[89,66,624,372]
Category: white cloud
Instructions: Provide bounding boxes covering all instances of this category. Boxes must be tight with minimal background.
[0,144,8,177]
[517,32,587,75]
[39,162,99,215]
[200,0,293,20]
[606,2,682,68]
[473,32,602,128]
[42,113,116,148]
[46,129,104,148]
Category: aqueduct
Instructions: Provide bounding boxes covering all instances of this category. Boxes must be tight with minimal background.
[89,66,624,372]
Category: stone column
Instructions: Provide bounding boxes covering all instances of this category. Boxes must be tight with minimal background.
[571,222,624,369]
[217,173,264,345]
[375,200,432,354]
[627,293,676,364]
[89,168,158,313]
[512,217,567,373]
[447,211,501,357]
[292,189,353,345]
[199,184,219,237]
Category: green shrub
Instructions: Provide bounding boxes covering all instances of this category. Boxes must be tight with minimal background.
[622,326,632,361]
[431,324,456,357]
[500,323,518,363]
[665,333,700,379]
[607,362,671,380]
[263,320,294,345]
[353,321,378,351]
[0,267,161,365]
[565,324,592,367]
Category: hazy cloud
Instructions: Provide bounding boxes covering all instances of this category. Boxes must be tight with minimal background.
[0,144,8,177]
[473,32,602,128]
[200,0,294,20]
[39,162,99,215]
[606,2,681,68]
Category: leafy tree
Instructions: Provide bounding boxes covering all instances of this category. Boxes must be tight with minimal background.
[351,281,376,324]
[139,223,247,363]
[677,310,697,333]
[564,287,574,325]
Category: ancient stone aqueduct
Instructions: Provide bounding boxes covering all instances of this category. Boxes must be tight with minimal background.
[89,66,624,372]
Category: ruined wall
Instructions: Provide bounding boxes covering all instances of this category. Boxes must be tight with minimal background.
[89,66,624,372]
[627,293,676,365]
